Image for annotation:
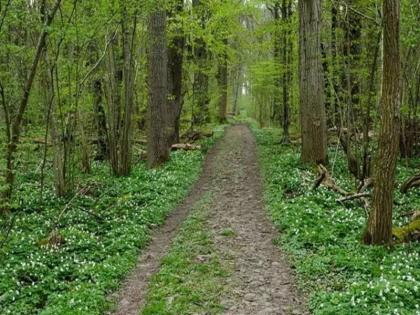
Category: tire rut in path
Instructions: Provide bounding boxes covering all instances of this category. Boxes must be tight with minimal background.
[111,125,304,315]
[109,127,223,315]
[206,125,303,315]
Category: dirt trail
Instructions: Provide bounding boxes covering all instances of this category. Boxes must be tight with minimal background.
[111,125,304,315]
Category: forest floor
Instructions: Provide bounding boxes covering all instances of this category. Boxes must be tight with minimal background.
[255,128,419,314]
[111,124,305,315]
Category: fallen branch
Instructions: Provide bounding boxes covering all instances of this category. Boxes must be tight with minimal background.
[400,174,420,194]
[398,210,420,220]
[314,165,372,213]
[337,192,371,216]
[337,192,371,203]
[357,178,374,193]
[182,130,213,142]
[393,216,420,243]
[313,164,349,196]
[171,143,202,151]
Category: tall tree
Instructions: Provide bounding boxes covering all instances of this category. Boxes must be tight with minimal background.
[281,0,292,143]
[119,8,136,176]
[298,0,327,164]
[269,1,282,124]
[364,0,401,245]
[217,38,228,123]
[1,0,62,211]
[147,8,170,168]
[192,0,210,126]
[92,78,109,161]
[167,0,185,145]
[104,4,137,177]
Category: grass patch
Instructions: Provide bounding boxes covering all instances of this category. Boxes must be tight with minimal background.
[142,194,229,315]
[220,228,236,237]
[254,128,420,315]
[0,134,220,314]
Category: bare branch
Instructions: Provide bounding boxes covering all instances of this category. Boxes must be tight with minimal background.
[337,193,371,203]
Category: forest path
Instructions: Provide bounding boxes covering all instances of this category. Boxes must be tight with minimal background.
[111,125,304,315]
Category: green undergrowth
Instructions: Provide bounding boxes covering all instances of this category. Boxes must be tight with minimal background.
[0,132,221,314]
[142,194,228,315]
[255,128,420,315]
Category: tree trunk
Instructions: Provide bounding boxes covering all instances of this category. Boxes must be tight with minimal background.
[50,115,67,197]
[218,38,228,123]
[232,66,241,115]
[340,1,362,179]
[330,4,339,127]
[298,0,328,164]
[1,0,62,210]
[167,0,185,145]
[49,67,76,198]
[103,7,136,176]
[92,79,109,161]
[119,15,136,176]
[272,2,281,123]
[147,9,170,168]
[364,0,401,245]
[105,32,123,176]
[192,0,210,126]
[281,0,290,143]
[362,30,382,180]
[344,1,362,111]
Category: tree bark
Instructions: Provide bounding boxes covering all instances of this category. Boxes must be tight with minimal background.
[232,66,241,115]
[103,7,136,176]
[281,0,291,143]
[147,9,170,168]
[167,0,185,145]
[92,79,109,161]
[119,15,136,176]
[272,1,281,123]
[362,30,382,180]
[192,0,210,126]
[105,34,122,176]
[330,3,339,127]
[364,0,401,245]
[218,38,228,123]
[298,0,328,164]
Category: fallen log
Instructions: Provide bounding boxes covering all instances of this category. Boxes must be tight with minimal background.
[171,143,202,151]
[392,217,420,243]
[28,137,148,146]
[182,130,213,142]
[400,173,420,193]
